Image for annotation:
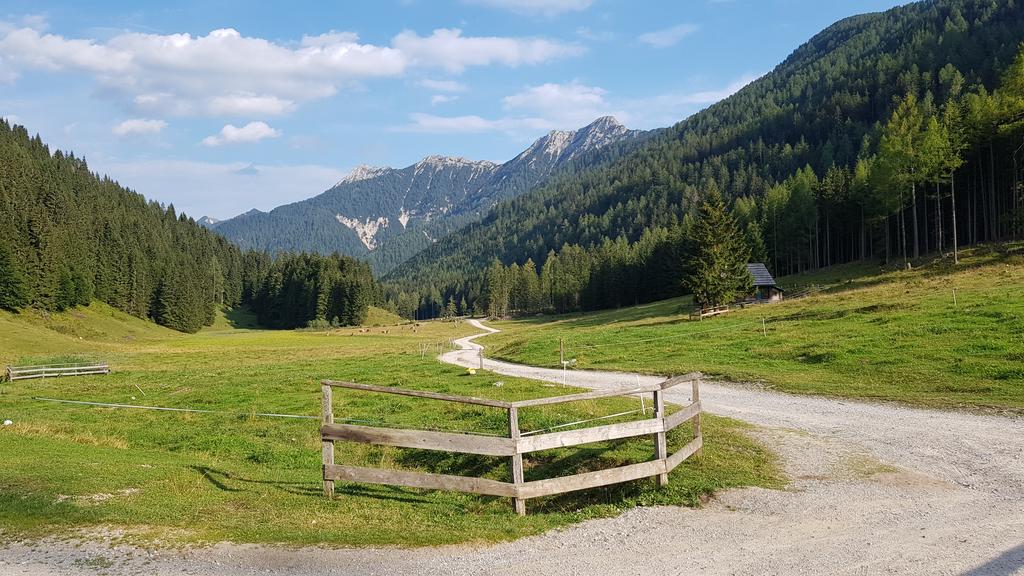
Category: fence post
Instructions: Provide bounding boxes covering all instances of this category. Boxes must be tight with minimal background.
[321,383,335,498]
[653,389,668,487]
[508,406,526,516]
[692,377,703,459]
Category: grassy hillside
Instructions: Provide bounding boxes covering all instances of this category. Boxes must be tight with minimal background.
[483,244,1024,413]
[0,305,779,546]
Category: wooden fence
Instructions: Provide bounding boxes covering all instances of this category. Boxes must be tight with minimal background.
[320,373,703,515]
[690,305,731,320]
[6,363,110,381]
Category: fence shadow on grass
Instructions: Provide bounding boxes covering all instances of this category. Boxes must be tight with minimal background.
[191,466,320,497]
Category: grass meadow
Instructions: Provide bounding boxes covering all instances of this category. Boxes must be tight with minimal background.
[0,303,780,546]
[483,243,1024,412]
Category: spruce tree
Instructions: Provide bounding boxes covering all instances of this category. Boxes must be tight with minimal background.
[0,241,28,311]
[685,187,752,309]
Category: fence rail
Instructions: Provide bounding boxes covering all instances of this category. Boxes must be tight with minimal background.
[6,363,110,381]
[319,373,703,515]
[690,305,731,320]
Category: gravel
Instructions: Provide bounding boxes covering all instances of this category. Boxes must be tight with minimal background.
[4,319,1022,575]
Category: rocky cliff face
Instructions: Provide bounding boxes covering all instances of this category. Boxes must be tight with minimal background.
[213,116,641,272]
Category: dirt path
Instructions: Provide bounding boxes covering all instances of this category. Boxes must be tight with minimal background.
[4,319,1023,575]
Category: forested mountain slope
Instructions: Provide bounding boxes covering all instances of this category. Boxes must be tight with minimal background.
[213,116,643,274]
[0,120,376,332]
[385,0,1024,317]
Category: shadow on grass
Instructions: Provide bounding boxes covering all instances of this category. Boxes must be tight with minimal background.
[191,466,320,497]
[225,307,260,329]
[333,483,436,505]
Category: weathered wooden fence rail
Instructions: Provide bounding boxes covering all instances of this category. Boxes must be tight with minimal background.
[320,373,703,515]
[690,305,731,320]
[6,363,110,381]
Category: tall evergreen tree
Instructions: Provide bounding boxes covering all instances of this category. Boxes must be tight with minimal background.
[685,188,752,309]
[0,241,28,311]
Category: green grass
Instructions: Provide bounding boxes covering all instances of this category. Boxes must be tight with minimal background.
[0,304,780,547]
[362,306,407,327]
[484,243,1024,412]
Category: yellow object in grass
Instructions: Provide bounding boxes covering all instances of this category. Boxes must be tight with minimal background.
[467,368,477,375]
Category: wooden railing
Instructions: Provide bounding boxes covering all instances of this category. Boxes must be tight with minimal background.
[320,373,703,515]
[690,305,731,320]
[6,363,110,381]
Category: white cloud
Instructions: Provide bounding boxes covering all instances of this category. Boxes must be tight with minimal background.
[112,118,167,136]
[96,159,347,219]
[463,0,593,16]
[393,28,584,73]
[503,80,625,127]
[418,78,468,92]
[403,112,550,133]
[201,121,281,146]
[638,23,698,48]
[621,73,762,126]
[431,94,458,105]
[402,81,613,134]
[576,27,614,42]
[401,73,762,134]
[0,26,580,117]
[632,73,760,107]
[207,94,296,116]
[505,81,607,111]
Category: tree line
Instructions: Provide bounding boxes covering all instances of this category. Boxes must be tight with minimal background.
[0,120,374,332]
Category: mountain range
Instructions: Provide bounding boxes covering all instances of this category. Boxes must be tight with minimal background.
[211,116,642,274]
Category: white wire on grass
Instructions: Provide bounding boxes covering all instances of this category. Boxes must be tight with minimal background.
[519,409,643,437]
[34,397,321,421]
[32,396,507,437]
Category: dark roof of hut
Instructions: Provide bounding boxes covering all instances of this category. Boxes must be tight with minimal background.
[746,263,777,287]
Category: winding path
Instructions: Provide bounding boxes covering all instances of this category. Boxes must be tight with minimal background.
[436,319,1024,575]
[6,319,1023,575]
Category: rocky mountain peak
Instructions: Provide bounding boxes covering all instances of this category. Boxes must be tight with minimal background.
[416,155,497,171]
[338,164,389,185]
[197,215,220,229]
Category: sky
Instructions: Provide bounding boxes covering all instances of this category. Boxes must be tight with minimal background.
[0,0,910,220]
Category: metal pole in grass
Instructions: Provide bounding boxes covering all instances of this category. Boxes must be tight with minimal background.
[762,317,767,337]
[953,288,958,307]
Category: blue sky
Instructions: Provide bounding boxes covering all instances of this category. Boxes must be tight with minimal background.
[0,0,909,220]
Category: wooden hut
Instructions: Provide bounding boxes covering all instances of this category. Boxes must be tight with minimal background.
[746,263,784,303]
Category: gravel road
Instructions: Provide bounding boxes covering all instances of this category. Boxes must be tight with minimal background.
[4,319,1022,575]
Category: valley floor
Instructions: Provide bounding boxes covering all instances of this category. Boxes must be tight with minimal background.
[5,320,1023,575]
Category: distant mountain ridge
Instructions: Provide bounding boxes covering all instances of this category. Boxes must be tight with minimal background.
[197,216,220,228]
[213,116,642,273]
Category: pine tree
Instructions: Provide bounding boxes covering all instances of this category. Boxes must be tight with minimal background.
[685,188,752,309]
[0,241,28,311]
[878,93,926,261]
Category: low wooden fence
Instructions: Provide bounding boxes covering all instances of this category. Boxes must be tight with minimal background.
[320,373,703,515]
[6,363,110,381]
[690,305,731,320]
